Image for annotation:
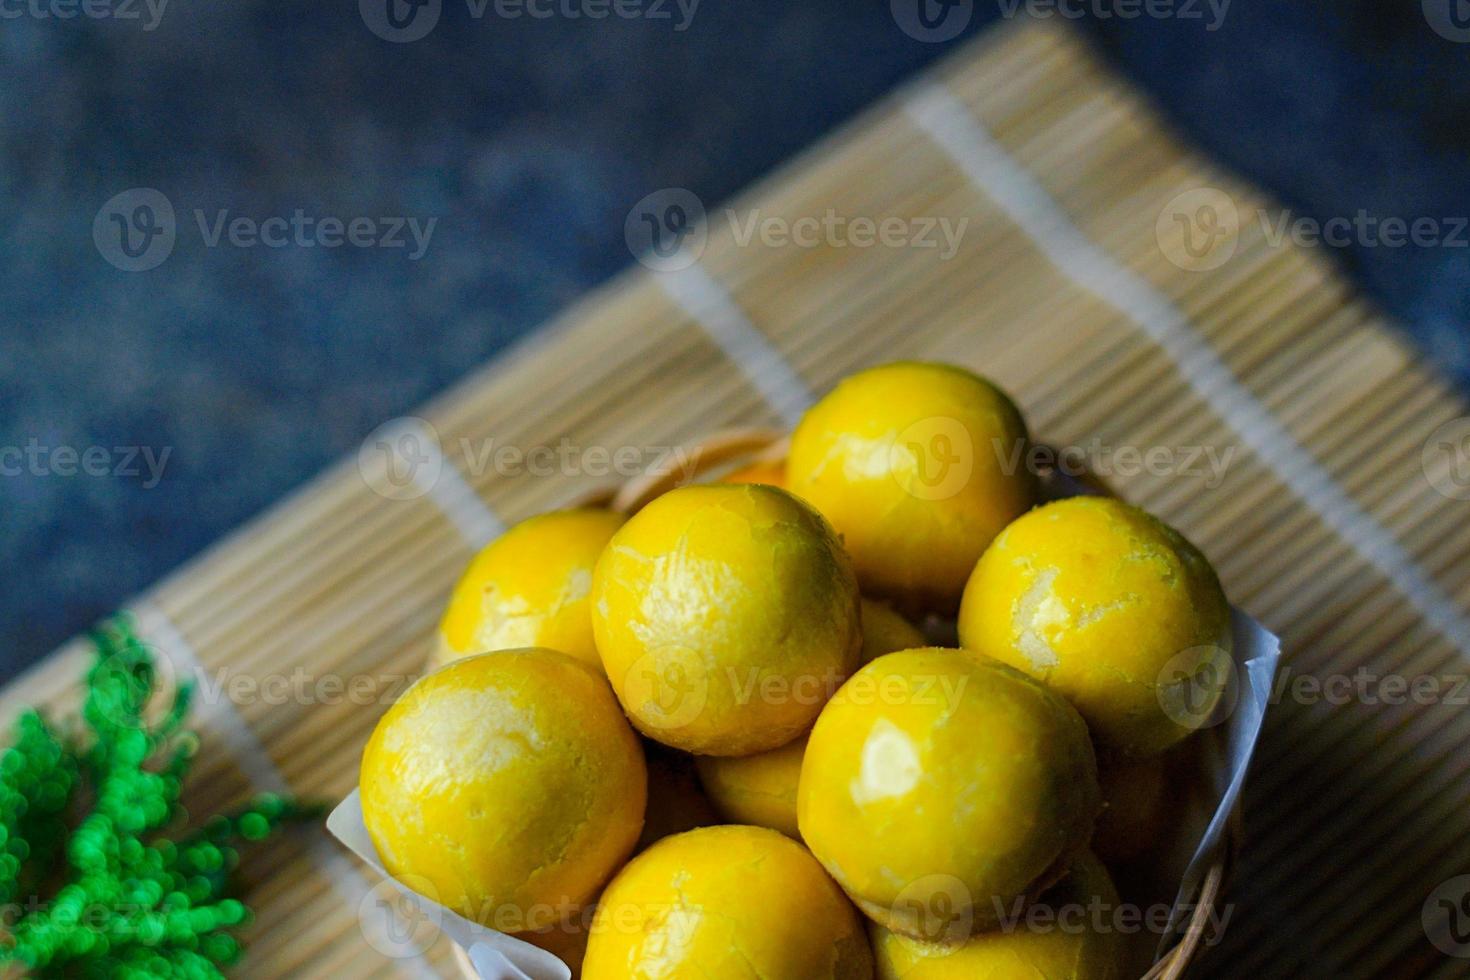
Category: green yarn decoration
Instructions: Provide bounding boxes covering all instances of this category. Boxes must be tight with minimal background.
[0,616,319,978]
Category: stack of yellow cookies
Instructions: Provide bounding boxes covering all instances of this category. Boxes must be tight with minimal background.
[360,362,1232,979]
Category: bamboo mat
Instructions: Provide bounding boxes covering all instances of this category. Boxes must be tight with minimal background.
[8,19,1470,979]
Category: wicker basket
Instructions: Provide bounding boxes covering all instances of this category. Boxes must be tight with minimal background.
[443,427,1241,980]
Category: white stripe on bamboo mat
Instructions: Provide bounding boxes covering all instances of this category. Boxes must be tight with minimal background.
[130,601,450,980]
[903,81,1470,659]
[653,261,815,428]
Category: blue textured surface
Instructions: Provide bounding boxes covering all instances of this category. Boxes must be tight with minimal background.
[2,2,1468,675]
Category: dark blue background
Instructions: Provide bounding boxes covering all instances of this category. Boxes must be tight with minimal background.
[3,1,1468,675]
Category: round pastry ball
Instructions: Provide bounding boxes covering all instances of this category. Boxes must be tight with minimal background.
[582,825,874,979]
[360,650,647,932]
[870,851,1126,980]
[860,598,926,665]
[958,496,1232,757]
[592,484,862,755]
[787,362,1037,613]
[799,648,1100,941]
[696,734,807,839]
[435,508,625,671]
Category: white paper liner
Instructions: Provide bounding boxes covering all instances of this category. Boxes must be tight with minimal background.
[1161,607,1279,948]
[327,791,571,980]
[328,464,1282,978]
